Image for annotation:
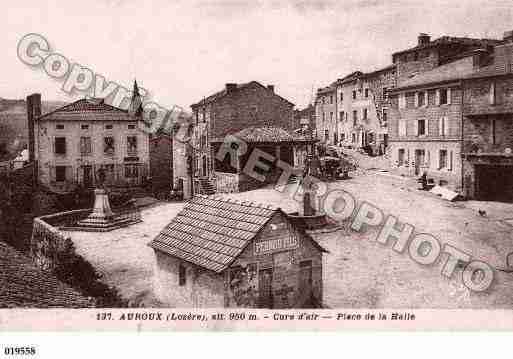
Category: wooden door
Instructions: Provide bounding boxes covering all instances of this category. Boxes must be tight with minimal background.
[83,165,93,188]
[258,269,273,309]
[414,150,425,176]
[298,260,313,307]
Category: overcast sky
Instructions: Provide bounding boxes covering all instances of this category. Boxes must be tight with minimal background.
[1,0,512,111]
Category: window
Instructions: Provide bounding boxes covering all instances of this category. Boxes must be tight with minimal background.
[382,108,388,126]
[105,124,113,130]
[398,93,406,109]
[339,111,344,121]
[340,92,343,101]
[417,119,426,136]
[324,129,329,141]
[127,136,137,154]
[352,133,356,143]
[80,137,92,155]
[55,166,66,182]
[417,91,426,107]
[104,136,115,155]
[179,263,186,286]
[125,164,139,178]
[329,95,333,104]
[491,119,497,145]
[352,90,357,100]
[490,82,496,105]
[438,117,449,136]
[363,108,368,120]
[398,149,405,166]
[128,124,136,130]
[364,88,369,98]
[352,110,358,126]
[54,137,66,155]
[330,112,333,121]
[439,150,448,169]
[383,87,388,100]
[81,124,89,130]
[56,124,64,130]
[439,89,448,105]
[398,119,407,137]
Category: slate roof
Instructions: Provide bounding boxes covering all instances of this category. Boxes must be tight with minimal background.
[149,196,280,273]
[392,36,502,58]
[211,126,313,144]
[393,56,476,91]
[37,98,134,122]
[191,81,294,108]
[0,241,94,308]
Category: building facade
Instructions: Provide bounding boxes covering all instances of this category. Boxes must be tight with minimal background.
[149,133,173,196]
[28,82,150,194]
[149,196,326,308]
[462,35,513,200]
[314,85,337,143]
[190,81,296,193]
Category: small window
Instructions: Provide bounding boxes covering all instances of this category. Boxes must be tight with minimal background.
[124,164,139,178]
[54,137,66,155]
[398,149,405,166]
[128,124,136,130]
[383,87,388,100]
[439,150,448,169]
[339,111,344,121]
[56,124,64,130]
[80,137,92,155]
[329,95,333,104]
[105,124,113,130]
[179,263,186,286]
[104,137,115,155]
[417,119,426,136]
[382,108,388,126]
[352,110,358,126]
[418,91,426,107]
[363,108,368,120]
[364,88,369,98]
[55,166,66,182]
[127,136,137,154]
[81,124,89,130]
[352,90,357,100]
[340,92,343,101]
[440,89,448,105]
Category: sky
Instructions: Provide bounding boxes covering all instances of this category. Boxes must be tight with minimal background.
[1,0,512,111]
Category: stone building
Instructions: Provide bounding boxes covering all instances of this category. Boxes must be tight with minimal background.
[148,195,326,308]
[28,81,149,194]
[190,81,296,193]
[149,132,173,196]
[314,85,337,143]
[462,34,513,200]
[387,31,513,190]
[314,66,395,154]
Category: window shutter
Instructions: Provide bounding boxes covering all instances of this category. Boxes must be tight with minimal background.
[438,150,442,170]
[427,151,431,167]
[447,88,452,105]
[414,93,419,107]
[414,120,419,136]
[438,117,443,136]
[449,151,453,171]
[50,166,56,182]
[443,117,449,136]
[399,93,405,109]
[435,89,441,106]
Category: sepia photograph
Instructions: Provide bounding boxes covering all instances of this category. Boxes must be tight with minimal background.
[1,0,513,333]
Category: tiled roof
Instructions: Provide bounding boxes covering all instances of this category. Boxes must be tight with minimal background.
[38,98,133,122]
[394,56,475,90]
[392,36,502,57]
[0,241,94,308]
[149,196,278,273]
[211,127,315,143]
[191,81,294,108]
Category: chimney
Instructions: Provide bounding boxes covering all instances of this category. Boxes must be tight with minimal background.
[26,93,41,163]
[267,85,274,92]
[504,30,513,43]
[418,33,431,46]
[472,48,491,69]
[225,83,237,93]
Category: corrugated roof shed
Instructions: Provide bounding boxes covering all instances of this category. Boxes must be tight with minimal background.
[0,241,94,308]
[149,196,279,273]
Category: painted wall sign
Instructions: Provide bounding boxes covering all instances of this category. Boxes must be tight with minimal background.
[254,235,298,255]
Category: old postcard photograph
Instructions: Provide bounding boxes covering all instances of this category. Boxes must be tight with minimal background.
[1,0,513,332]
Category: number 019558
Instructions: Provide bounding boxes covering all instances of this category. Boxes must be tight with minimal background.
[3,347,36,356]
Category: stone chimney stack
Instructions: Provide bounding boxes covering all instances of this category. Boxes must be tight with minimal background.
[26,93,41,163]
[267,85,274,92]
[225,83,237,93]
[418,33,431,46]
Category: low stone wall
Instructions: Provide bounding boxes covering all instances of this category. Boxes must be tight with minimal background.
[215,172,239,193]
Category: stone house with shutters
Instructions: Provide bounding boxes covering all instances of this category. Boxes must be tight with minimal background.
[28,81,150,194]
[388,56,475,189]
[461,33,513,200]
[148,195,326,308]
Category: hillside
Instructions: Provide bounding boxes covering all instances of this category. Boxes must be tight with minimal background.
[0,98,67,160]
